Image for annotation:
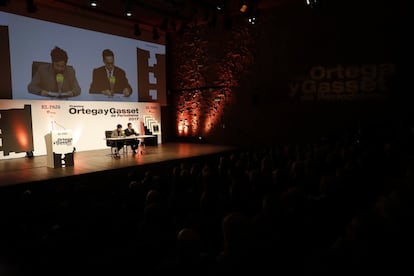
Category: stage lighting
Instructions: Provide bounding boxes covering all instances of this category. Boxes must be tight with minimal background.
[216,0,225,11]
[240,2,248,13]
[123,0,134,17]
[125,6,133,17]
[305,0,319,8]
[89,1,98,7]
[248,15,256,25]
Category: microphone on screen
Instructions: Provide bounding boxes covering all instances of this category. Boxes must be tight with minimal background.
[109,75,116,93]
[56,73,64,95]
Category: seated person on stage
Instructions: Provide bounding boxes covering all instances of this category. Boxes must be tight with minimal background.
[111,124,125,156]
[124,122,139,154]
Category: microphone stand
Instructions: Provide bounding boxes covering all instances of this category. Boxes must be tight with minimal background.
[54,121,66,130]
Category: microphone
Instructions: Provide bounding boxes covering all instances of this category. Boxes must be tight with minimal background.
[109,75,116,94]
[54,120,66,130]
[56,73,64,96]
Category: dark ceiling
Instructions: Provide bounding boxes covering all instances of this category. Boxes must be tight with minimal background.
[51,0,295,31]
[22,0,400,34]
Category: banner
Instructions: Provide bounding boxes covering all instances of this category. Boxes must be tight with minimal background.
[0,99,161,159]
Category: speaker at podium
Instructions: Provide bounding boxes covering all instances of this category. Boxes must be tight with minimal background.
[44,129,74,168]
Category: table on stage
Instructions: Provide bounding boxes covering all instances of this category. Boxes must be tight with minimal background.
[105,135,156,156]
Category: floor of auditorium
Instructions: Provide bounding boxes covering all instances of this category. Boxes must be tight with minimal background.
[0,142,238,188]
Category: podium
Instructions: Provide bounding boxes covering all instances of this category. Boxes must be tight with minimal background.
[44,130,74,168]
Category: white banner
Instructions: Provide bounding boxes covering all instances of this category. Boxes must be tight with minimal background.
[51,129,73,154]
[0,99,161,159]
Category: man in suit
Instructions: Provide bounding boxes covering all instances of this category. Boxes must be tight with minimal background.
[89,49,132,97]
[28,46,81,98]
[110,124,125,157]
[124,122,139,154]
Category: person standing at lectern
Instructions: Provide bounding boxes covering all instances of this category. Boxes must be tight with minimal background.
[124,122,139,154]
[89,49,132,97]
[111,124,125,157]
[28,46,81,98]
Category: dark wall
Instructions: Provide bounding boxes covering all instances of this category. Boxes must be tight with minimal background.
[168,1,410,146]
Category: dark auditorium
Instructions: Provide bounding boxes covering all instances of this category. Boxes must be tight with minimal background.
[0,1,411,275]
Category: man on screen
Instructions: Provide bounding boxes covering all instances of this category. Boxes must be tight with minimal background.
[27,46,81,98]
[89,49,132,97]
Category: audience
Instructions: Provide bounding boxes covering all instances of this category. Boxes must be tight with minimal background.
[0,124,413,276]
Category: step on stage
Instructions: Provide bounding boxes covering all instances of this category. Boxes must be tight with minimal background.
[0,143,238,188]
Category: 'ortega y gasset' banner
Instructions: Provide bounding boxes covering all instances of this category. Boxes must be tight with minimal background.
[0,99,161,160]
[289,63,397,101]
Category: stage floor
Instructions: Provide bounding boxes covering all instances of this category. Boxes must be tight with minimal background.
[0,142,237,188]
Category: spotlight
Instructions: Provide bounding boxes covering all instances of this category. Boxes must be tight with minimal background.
[216,0,225,11]
[125,7,133,17]
[124,2,133,17]
[305,0,319,8]
[89,0,98,7]
[248,15,256,25]
[240,2,248,13]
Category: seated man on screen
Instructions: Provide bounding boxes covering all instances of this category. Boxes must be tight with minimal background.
[124,122,139,154]
[111,124,125,157]
[27,46,81,98]
[89,49,132,97]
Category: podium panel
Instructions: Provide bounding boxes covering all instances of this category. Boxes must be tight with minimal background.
[44,130,74,168]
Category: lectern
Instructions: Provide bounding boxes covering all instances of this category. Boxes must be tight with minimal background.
[44,130,74,168]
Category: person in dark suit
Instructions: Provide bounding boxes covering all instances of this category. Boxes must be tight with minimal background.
[124,122,140,154]
[28,46,81,98]
[111,124,125,157]
[89,49,132,97]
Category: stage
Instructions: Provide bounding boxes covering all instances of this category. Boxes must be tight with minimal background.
[0,142,238,188]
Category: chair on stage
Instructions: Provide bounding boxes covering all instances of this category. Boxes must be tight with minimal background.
[105,130,116,156]
[105,130,125,157]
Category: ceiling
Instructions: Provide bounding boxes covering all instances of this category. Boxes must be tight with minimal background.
[51,0,296,31]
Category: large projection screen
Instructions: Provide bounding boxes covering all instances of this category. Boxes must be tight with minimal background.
[0,11,166,104]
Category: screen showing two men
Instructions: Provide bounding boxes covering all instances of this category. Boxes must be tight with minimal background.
[0,11,166,104]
